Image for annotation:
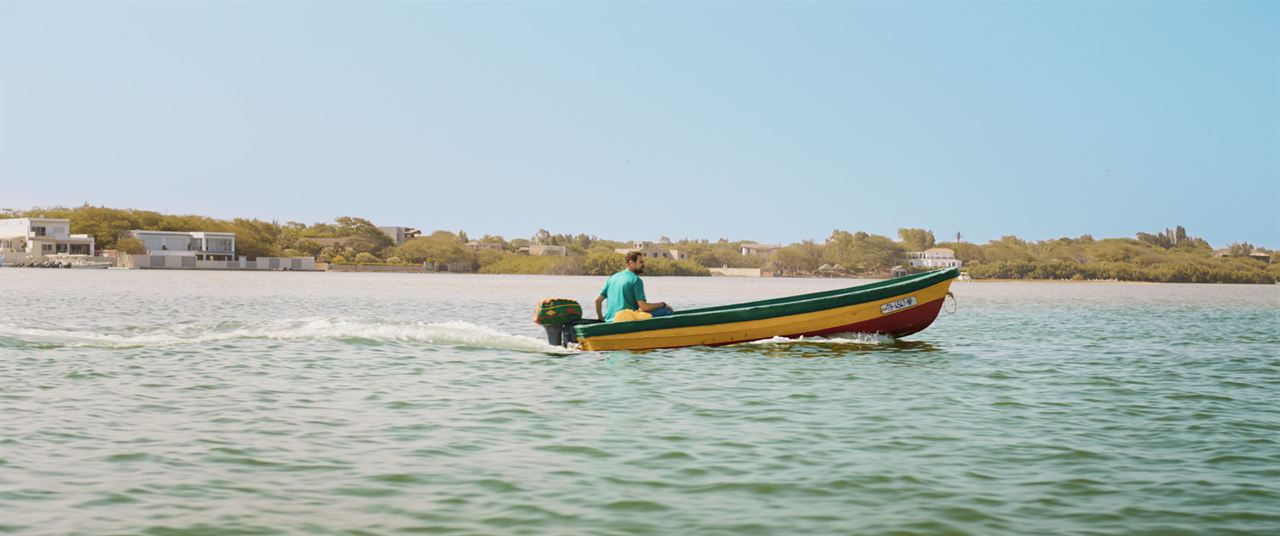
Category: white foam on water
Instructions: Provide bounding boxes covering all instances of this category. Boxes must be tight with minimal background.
[0,318,574,354]
[745,332,896,345]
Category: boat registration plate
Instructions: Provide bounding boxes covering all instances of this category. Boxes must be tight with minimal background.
[880,296,917,314]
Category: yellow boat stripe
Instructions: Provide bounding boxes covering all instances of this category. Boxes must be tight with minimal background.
[580,279,953,351]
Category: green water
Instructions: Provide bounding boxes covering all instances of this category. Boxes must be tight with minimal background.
[1,270,1277,535]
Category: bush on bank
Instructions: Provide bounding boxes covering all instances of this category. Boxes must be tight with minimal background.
[965,258,1275,284]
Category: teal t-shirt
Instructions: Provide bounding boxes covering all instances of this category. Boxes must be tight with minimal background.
[600,269,646,322]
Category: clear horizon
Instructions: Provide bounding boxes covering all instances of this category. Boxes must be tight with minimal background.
[2,2,1277,248]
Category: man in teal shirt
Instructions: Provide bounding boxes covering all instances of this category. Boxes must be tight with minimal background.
[595,251,674,322]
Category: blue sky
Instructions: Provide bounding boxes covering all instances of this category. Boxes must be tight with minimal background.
[2,2,1276,247]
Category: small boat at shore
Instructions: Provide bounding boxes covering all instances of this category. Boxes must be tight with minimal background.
[68,260,112,269]
[571,268,959,351]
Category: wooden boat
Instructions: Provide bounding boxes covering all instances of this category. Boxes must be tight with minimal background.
[574,267,958,351]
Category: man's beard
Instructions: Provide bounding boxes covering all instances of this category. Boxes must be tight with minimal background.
[634,267,644,274]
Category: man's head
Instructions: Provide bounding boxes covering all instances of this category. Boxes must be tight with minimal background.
[625,251,645,274]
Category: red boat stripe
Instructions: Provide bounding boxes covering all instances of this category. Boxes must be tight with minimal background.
[791,297,947,339]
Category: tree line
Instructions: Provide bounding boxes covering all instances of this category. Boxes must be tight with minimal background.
[11,206,1276,283]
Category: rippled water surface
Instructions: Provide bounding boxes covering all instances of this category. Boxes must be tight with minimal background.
[2,270,1277,535]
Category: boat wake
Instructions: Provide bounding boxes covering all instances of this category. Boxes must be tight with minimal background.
[0,318,572,354]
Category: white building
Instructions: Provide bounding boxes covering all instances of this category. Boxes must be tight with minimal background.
[907,248,962,269]
[121,230,236,261]
[614,241,688,260]
[0,217,95,255]
[379,226,421,246]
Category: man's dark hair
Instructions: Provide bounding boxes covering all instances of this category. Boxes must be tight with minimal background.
[625,251,644,264]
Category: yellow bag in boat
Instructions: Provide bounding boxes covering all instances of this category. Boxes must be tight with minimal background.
[611,309,652,322]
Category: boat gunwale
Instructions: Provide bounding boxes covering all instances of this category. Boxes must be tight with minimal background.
[677,268,944,315]
[576,268,958,338]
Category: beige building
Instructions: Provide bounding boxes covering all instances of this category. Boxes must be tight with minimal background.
[1213,249,1272,263]
[615,241,688,260]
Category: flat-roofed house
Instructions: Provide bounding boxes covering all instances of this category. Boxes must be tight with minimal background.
[0,217,95,255]
[614,241,688,260]
[907,248,961,269]
[121,230,236,261]
[1213,248,1272,264]
[741,243,781,256]
[379,226,421,246]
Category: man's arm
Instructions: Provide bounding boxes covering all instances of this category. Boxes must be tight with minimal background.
[632,277,661,312]
[595,294,606,320]
[637,300,668,313]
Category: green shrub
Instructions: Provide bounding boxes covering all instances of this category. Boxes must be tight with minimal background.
[115,237,147,254]
[643,257,711,276]
[476,249,512,268]
[478,255,560,274]
[582,251,625,275]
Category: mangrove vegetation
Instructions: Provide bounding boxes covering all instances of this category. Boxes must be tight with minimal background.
[8,206,1276,283]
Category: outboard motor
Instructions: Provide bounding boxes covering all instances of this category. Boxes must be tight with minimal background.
[534,298,584,347]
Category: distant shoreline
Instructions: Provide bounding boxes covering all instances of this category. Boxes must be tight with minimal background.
[11,266,1270,284]
[6,206,1275,284]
